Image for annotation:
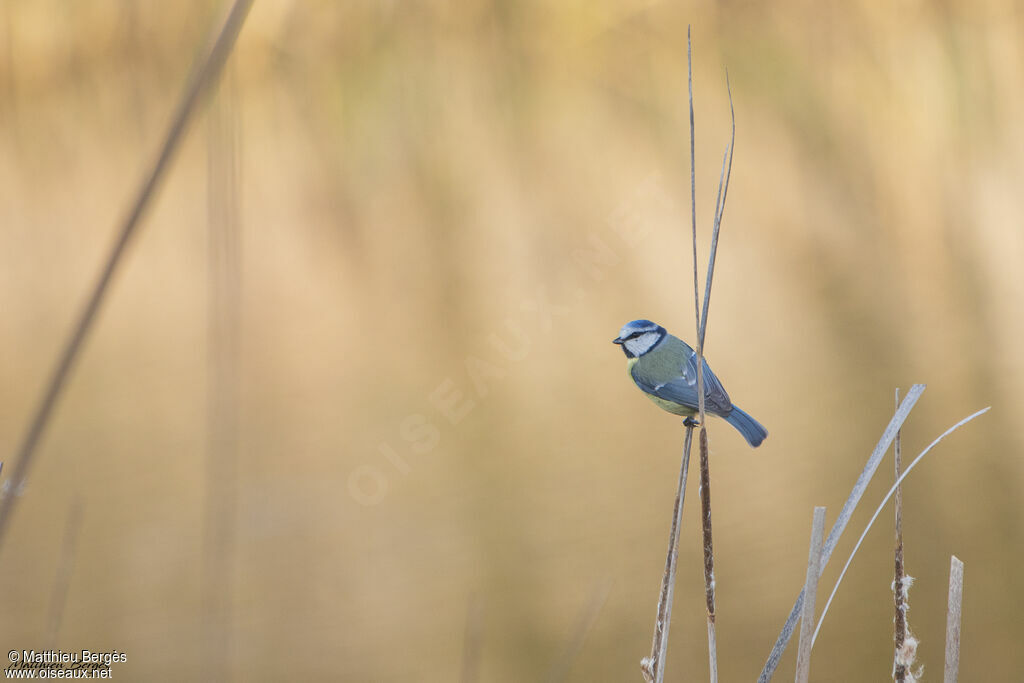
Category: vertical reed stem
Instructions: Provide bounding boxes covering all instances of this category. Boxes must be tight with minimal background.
[943,556,964,683]
[893,389,907,682]
[642,426,694,683]
[699,427,718,683]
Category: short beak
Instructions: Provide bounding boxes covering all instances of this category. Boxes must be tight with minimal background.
[612,337,624,345]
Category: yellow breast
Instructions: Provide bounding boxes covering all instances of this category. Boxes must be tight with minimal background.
[645,393,693,416]
[625,357,694,417]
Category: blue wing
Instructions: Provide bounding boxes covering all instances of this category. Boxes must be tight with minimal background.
[631,339,734,416]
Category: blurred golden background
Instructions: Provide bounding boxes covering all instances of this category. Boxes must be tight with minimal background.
[1,1,1022,681]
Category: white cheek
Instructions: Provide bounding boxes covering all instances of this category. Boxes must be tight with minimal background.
[624,338,646,357]
[624,333,658,357]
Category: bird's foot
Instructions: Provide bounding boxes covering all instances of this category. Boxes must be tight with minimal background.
[683,417,701,429]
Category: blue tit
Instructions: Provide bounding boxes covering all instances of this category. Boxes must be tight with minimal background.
[612,319,767,447]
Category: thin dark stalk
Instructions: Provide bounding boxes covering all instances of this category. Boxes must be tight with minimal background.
[0,0,255,553]
[893,389,907,682]
[642,426,694,683]
[681,28,736,683]
[697,73,735,349]
[685,28,715,681]
[645,28,734,682]
[688,26,700,348]
[641,27,700,683]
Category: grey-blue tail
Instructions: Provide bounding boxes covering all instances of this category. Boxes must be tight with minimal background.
[725,406,768,448]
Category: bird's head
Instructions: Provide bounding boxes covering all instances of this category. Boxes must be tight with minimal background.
[612,319,666,358]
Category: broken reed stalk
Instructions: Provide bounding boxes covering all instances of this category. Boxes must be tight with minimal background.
[794,506,826,683]
[943,556,964,683]
[642,428,694,683]
[0,0,255,553]
[893,388,908,682]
